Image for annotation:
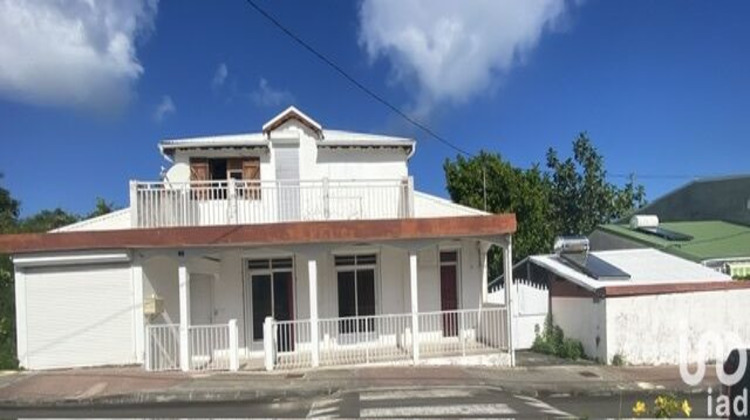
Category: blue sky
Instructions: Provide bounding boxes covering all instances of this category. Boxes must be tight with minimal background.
[1,0,749,216]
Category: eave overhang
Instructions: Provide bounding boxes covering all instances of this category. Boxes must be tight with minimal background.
[0,215,516,255]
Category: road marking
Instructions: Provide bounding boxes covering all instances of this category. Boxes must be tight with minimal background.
[515,395,573,417]
[360,403,517,417]
[359,388,475,401]
[307,397,343,419]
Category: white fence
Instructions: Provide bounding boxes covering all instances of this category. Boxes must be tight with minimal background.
[188,321,239,371]
[131,178,413,228]
[264,308,508,371]
[417,307,508,358]
[145,324,180,371]
[145,309,509,372]
[489,279,549,350]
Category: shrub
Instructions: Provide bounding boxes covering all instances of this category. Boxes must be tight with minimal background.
[531,314,586,360]
[612,353,626,366]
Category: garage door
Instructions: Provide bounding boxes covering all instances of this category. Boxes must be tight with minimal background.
[24,264,136,369]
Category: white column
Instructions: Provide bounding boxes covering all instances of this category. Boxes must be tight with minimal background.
[129,180,138,228]
[132,255,145,364]
[409,251,420,363]
[308,257,320,367]
[13,267,28,369]
[480,242,490,303]
[264,316,275,371]
[178,256,191,371]
[228,319,239,371]
[502,238,515,367]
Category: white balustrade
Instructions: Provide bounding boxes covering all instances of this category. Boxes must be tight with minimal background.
[132,178,412,228]
[145,324,180,371]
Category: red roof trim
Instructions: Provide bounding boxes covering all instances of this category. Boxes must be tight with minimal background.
[0,215,516,254]
[601,280,750,297]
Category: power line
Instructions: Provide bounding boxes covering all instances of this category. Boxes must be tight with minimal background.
[243,0,473,157]
[242,0,729,183]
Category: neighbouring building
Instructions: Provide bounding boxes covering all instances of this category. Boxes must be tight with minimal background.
[520,238,750,365]
[590,217,750,278]
[0,107,517,371]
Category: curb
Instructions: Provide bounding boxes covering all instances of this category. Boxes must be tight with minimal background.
[0,382,711,409]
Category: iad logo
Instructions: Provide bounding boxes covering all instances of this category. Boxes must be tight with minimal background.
[678,320,749,417]
[678,320,747,387]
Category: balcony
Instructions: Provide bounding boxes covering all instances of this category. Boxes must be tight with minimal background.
[130,177,414,228]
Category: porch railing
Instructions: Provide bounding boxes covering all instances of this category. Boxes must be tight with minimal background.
[144,308,508,372]
[145,324,180,371]
[188,321,239,371]
[130,177,414,228]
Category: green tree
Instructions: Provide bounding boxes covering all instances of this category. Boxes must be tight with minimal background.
[17,208,79,233]
[444,151,555,275]
[546,133,646,236]
[443,134,646,278]
[87,197,116,219]
[0,174,19,368]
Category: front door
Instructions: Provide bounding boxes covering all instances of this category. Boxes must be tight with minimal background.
[440,251,459,337]
[245,258,295,351]
[190,274,214,325]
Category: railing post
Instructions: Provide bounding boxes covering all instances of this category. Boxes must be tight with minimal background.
[405,176,414,218]
[264,316,275,371]
[227,178,237,224]
[129,180,139,228]
[503,238,515,367]
[228,319,239,371]
[322,177,330,220]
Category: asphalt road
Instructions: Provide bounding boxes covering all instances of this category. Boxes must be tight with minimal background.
[0,387,709,418]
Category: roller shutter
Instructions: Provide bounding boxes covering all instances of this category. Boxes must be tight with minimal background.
[23,264,136,369]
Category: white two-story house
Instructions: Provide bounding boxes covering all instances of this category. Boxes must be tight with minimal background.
[1,107,517,372]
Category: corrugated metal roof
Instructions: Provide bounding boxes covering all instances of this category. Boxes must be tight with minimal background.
[530,248,731,292]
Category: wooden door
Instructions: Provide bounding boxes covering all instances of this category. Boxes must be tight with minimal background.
[440,252,459,337]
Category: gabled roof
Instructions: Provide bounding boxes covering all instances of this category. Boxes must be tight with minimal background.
[262,106,323,136]
[158,106,416,157]
[531,248,732,293]
[596,220,750,262]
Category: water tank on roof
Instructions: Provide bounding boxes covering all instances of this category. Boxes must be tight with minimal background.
[630,214,659,229]
[553,236,589,255]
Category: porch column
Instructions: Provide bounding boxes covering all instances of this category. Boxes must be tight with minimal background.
[308,257,320,367]
[409,251,420,363]
[178,254,191,372]
[502,237,515,367]
[479,241,491,302]
[132,255,145,364]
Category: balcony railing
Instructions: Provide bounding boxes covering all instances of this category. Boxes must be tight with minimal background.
[130,177,414,228]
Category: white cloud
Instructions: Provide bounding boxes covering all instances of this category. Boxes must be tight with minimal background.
[250,78,294,107]
[211,63,228,91]
[0,0,158,111]
[153,95,175,122]
[358,0,573,114]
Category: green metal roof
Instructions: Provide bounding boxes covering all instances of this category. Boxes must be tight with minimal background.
[598,220,750,262]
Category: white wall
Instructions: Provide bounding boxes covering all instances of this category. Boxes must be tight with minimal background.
[142,239,485,351]
[489,281,549,350]
[551,296,608,362]
[169,119,409,185]
[605,289,750,365]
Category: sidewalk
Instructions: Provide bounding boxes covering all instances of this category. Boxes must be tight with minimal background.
[0,363,718,408]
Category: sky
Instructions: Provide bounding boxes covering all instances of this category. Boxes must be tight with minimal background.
[1,0,749,217]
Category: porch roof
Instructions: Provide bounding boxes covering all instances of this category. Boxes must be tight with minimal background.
[0,214,515,254]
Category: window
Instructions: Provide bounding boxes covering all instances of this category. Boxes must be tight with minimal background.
[189,157,261,200]
[335,254,377,333]
[245,258,295,342]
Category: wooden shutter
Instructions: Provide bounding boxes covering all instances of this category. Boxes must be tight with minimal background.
[242,158,261,199]
[190,158,209,200]
[190,158,209,181]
